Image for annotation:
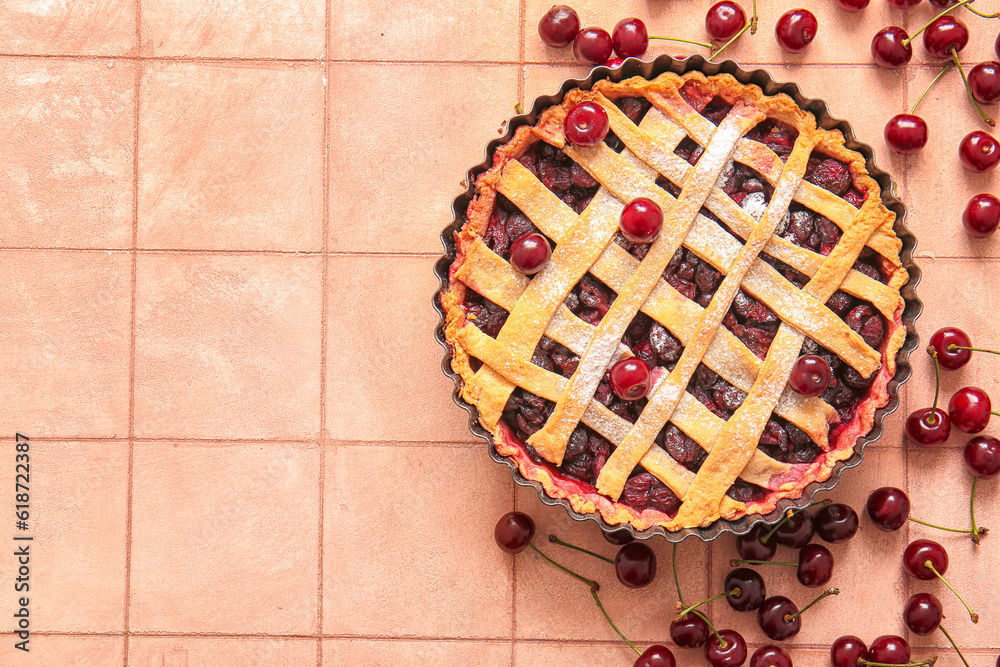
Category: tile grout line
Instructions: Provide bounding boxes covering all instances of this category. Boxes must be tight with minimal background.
[123,1,142,663]
[317,0,332,661]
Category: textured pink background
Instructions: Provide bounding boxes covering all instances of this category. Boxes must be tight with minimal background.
[0,0,998,665]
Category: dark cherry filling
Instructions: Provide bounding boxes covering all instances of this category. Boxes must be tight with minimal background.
[463,86,899,516]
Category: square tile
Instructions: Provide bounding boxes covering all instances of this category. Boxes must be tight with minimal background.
[0,59,135,249]
[904,65,1000,258]
[523,0,902,65]
[907,449,999,650]
[129,442,320,634]
[324,444,513,638]
[325,255,472,442]
[138,63,324,252]
[514,640,638,666]
[712,447,910,646]
[514,487,708,643]
[325,638,510,666]
[0,635,124,665]
[141,0,324,59]
[0,0,135,56]
[134,253,322,440]
[130,636,318,666]
[328,63,518,254]
[0,250,131,437]
[901,258,1000,448]
[329,0,518,61]
[0,441,128,632]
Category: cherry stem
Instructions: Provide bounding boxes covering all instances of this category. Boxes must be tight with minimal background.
[911,61,954,115]
[949,344,1000,356]
[672,543,685,607]
[908,516,976,534]
[969,477,988,544]
[965,2,1000,18]
[784,587,839,622]
[903,0,975,46]
[924,560,979,623]
[730,559,797,567]
[952,48,997,127]
[693,608,727,650]
[677,590,738,618]
[926,347,942,425]
[591,588,641,656]
[548,535,614,563]
[528,544,640,656]
[709,0,759,62]
[671,544,726,648]
[859,659,938,667]
[761,499,830,543]
[649,35,717,50]
[514,103,524,115]
[938,625,970,667]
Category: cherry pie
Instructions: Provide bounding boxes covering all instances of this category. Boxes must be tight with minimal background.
[440,71,909,532]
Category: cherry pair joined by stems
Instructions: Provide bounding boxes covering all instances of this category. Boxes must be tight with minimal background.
[494,515,675,665]
[547,534,657,589]
[732,542,834,588]
[831,634,939,667]
[904,538,980,623]
[906,345,951,446]
[707,0,758,63]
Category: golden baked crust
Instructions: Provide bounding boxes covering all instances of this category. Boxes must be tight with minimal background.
[441,72,908,531]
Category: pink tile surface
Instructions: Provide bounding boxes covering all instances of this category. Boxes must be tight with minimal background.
[5,2,1000,666]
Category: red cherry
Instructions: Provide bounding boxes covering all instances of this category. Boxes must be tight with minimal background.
[634,645,676,667]
[963,193,1000,237]
[923,15,968,59]
[670,613,710,648]
[868,635,910,665]
[835,0,870,11]
[996,31,1000,60]
[775,9,817,54]
[706,1,747,42]
[494,512,535,553]
[929,327,972,369]
[509,232,552,275]
[888,0,921,7]
[604,58,625,68]
[960,130,1000,173]
[903,539,948,580]
[789,354,831,396]
[866,487,909,531]
[965,435,1000,479]
[564,101,609,146]
[573,27,614,66]
[905,407,951,446]
[797,543,834,588]
[929,0,953,5]
[705,629,747,667]
[948,386,992,433]
[904,593,943,635]
[601,529,634,545]
[831,636,868,667]
[615,541,657,588]
[620,198,663,243]
[612,17,648,59]
[970,61,1000,105]
[749,646,792,667]
[872,26,913,68]
[884,114,928,154]
[609,357,652,401]
[537,5,580,48]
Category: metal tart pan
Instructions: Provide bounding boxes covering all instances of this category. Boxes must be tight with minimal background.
[432,54,922,542]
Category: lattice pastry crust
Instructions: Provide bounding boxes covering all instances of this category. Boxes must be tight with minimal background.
[442,72,908,531]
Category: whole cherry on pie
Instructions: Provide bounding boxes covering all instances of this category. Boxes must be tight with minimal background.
[538,5,580,48]
[564,101,610,146]
[620,198,663,243]
[510,232,552,275]
[872,27,913,69]
[573,27,614,66]
[612,17,649,59]
[705,1,747,42]
[609,357,652,401]
[789,354,830,397]
[960,130,1000,173]
[775,9,817,54]
[963,193,1000,237]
